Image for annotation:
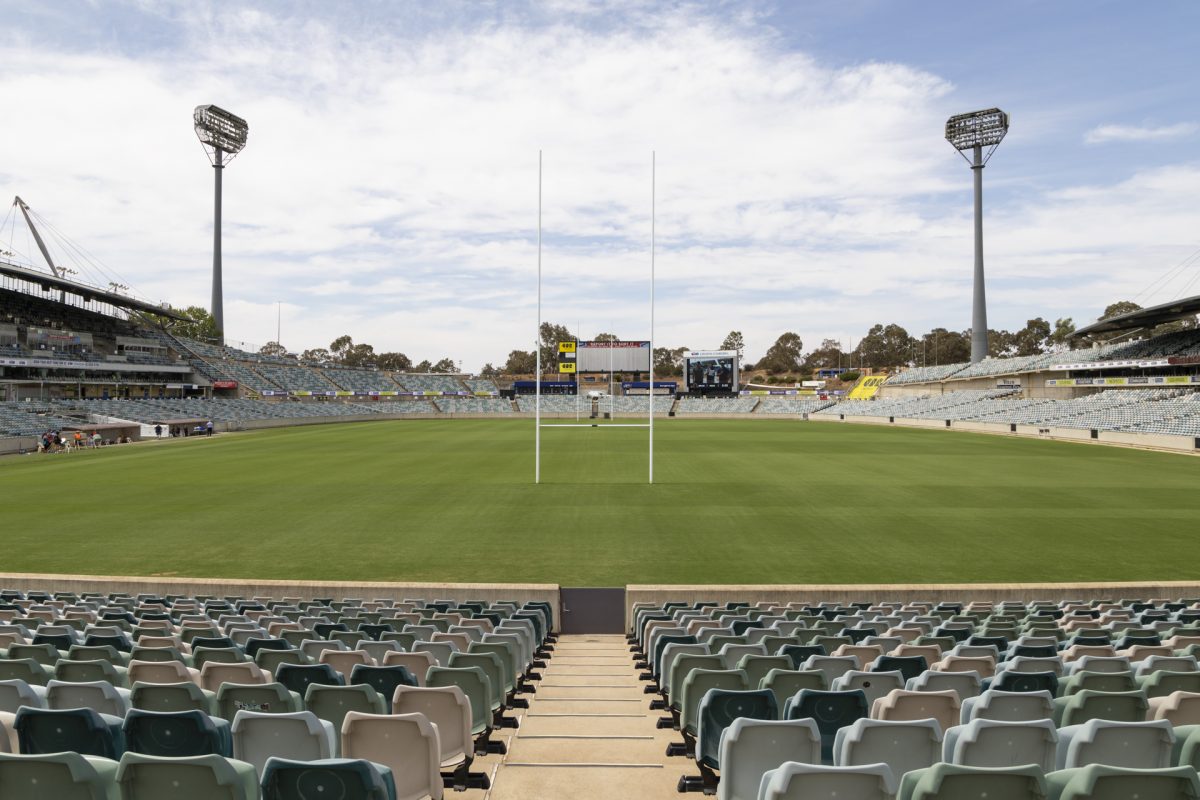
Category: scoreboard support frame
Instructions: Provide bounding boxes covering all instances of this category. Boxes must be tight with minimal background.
[535,152,656,484]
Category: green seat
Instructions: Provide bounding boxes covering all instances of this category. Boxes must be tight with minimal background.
[760,669,827,711]
[738,655,793,689]
[129,681,217,715]
[0,751,121,799]
[898,762,1047,799]
[128,647,185,664]
[679,668,750,738]
[54,659,129,688]
[68,646,129,667]
[1061,671,1136,696]
[330,630,366,648]
[213,682,302,722]
[668,655,725,711]
[279,630,314,648]
[116,752,258,800]
[302,683,385,733]
[381,632,417,650]
[253,649,308,673]
[468,642,517,695]
[191,647,245,672]
[427,665,493,736]
[5,643,60,667]
[1053,689,1149,726]
[1140,670,1200,698]
[0,658,52,686]
[448,652,506,714]
[1045,764,1200,799]
[1175,725,1200,771]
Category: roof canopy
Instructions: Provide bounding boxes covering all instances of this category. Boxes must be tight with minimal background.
[1072,293,1200,339]
[0,261,188,321]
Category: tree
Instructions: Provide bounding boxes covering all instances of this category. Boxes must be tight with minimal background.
[1047,318,1076,351]
[592,332,620,343]
[502,350,536,375]
[1102,300,1142,320]
[300,347,331,364]
[653,346,688,376]
[431,357,457,373]
[413,359,433,372]
[855,323,913,369]
[375,352,412,371]
[720,331,745,361]
[329,335,354,360]
[170,306,220,342]
[343,343,376,367]
[986,329,1015,358]
[757,332,804,373]
[538,322,573,374]
[1011,317,1051,356]
[803,338,845,372]
[259,341,288,357]
[918,329,970,365]
[479,363,500,378]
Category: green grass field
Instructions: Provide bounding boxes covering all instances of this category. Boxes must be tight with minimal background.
[3,419,1198,586]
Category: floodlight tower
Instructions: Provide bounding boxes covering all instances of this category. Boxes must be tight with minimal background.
[193,105,249,345]
[946,108,1009,363]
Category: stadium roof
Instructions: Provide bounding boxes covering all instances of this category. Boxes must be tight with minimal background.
[1072,293,1200,339]
[0,260,187,321]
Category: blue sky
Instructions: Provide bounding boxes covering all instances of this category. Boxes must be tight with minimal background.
[1,0,1197,368]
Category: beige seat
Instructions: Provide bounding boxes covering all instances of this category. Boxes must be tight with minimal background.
[341,711,443,800]
[832,644,886,665]
[318,649,375,678]
[393,684,472,770]
[383,651,436,686]
[1120,645,1174,661]
[934,655,996,679]
[892,644,943,663]
[1147,690,1200,725]
[0,712,18,752]
[1062,645,1116,662]
[872,688,961,733]
[231,709,336,775]
[432,632,473,652]
[127,659,200,685]
[299,639,348,661]
[199,662,271,693]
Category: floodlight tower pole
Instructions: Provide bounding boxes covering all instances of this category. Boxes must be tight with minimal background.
[970,143,987,362]
[212,147,225,343]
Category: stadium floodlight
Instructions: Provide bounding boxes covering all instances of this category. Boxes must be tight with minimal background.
[946,107,1009,363]
[194,104,249,345]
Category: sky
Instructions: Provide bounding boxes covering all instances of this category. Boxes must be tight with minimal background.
[1,0,1198,370]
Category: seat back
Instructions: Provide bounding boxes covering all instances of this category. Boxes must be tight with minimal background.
[381,652,435,686]
[348,665,417,712]
[680,669,750,736]
[898,762,1047,799]
[214,683,301,722]
[116,752,259,800]
[14,706,124,759]
[274,663,344,697]
[832,671,905,708]
[833,717,941,778]
[304,684,386,734]
[872,688,960,733]
[0,679,47,713]
[783,689,869,762]
[945,718,1057,772]
[1057,719,1175,771]
[760,762,896,800]
[123,708,232,758]
[340,711,441,800]
[392,684,472,769]
[1056,690,1149,726]
[962,689,1055,723]
[1044,764,1200,800]
[696,688,777,769]
[992,670,1059,695]
[230,710,334,777]
[129,681,213,714]
[0,751,120,800]
[127,660,193,686]
[716,718,821,800]
[199,662,269,693]
[46,680,128,717]
[426,666,492,735]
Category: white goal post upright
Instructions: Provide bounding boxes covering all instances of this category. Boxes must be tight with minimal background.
[534,151,656,485]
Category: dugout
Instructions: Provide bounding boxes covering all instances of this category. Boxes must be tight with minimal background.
[61,422,142,443]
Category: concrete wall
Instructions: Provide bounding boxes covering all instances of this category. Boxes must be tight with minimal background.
[0,435,38,456]
[0,572,561,629]
[626,582,1200,627]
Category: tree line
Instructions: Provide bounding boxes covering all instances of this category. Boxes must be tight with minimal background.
[166,300,1197,377]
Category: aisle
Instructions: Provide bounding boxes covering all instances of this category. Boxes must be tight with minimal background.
[487,634,682,798]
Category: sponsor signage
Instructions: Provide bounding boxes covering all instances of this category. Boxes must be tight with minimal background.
[1052,358,1170,371]
[578,341,650,349]
[558,341,576,353]
[0,356,189,373]
[558,362,576,374]
[1046,375,1200,387]
[212,380,238,389]
[686,349,738,359]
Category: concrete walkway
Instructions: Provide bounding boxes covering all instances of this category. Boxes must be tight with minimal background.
[487,634,682,798]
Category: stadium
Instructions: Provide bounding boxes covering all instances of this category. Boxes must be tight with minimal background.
[3,4,1200,800]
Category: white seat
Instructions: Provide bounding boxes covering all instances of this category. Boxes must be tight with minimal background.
[231,709,336,774]
[1055,718,1175,771]
[833,717,941,778]
[944,717,1058,772]
[45,680,131,717]
[759,761,896,800]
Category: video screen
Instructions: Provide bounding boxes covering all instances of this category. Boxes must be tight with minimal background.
[687,357,736,392]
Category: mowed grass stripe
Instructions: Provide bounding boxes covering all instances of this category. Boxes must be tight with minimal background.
[2,418,1197,585]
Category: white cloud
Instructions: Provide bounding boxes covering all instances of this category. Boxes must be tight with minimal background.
[1084,122,1198,145]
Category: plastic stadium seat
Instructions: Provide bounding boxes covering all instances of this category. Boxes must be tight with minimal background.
[1135,655,1198,677]
[667,655,725,711]
[736,654,792,689]
[447,652,506,715]
[412,641,457,667]
[392,685,474,773]
[126,659,200,686]
[1147,690,1200,724]
[783,689,869,762]
[943,718,1058,772]
[304,683,386,734]
[961,689,1056,723]
[833,718,942,778]
[1065,656,1130,675]
[658,647,711,698]
[198,662,271,693]
[898,763,1047,800]
[15,706,125,758]
[319,648,375,678]
[0,678,48,713]
[231,710,336,775]
[1060,670,1137,696]
[1044,764,1200,799]
[760,669,827,711]
[872,655,928,682]
[214,682,303,721]
[129,681,216,714]
[53,659,129,688]
[117,752,259,799]
[340,711,443,800]
[0,658,51,686]
[802,655,861,684]
[871,689,960,733]
[349,665,418,712]
[0,751,120,799]
[991,670,1059,695]
[695,688,777,775]
[254,648,307,674]
[906,669,982,701]
[426,666,493,738]
[759,761,897,800]
[274,662,344,696]
[1141,670,1200,698]
[715,718,821,800]
[260,756,397,800]
[123,708,233,758]
[382,651,437,687]
[832,671,906,708]
[46,679,131,717]
[1052,689,1148,726]
[679,669,750,742]
[1054,719,1175,770]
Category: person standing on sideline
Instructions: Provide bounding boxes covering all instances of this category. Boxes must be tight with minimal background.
[154,424,162,438]
[205,420,213,437]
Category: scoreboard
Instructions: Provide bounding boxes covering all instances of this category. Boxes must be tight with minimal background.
[557,341,576,374]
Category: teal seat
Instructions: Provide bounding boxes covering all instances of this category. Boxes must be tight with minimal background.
[668,655,725,711]
[0,658,52,686]
[116,752,259,800]
[1052,689,1148,725]
[303,683,385,734]
[447,652,506,714]
[760,669,827,711]
[426,666,492,736]
[679,669,750,739]
[738,655,792,689]
[696,688,777,770]
[898,762,1047,799]
[1045,764,1200,799]
[129,681,217,715]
